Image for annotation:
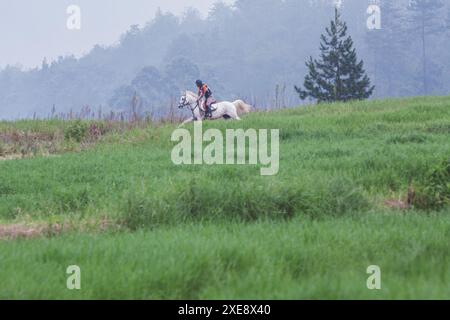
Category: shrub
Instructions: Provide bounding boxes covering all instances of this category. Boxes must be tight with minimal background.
[88,122,111,141]
[413,158,450,210]
[64,121,88,142]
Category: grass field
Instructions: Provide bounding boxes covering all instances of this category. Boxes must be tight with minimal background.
[0,96,449,299]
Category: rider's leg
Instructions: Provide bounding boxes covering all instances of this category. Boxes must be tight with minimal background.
[206,97,213,117]
[203,99,209,118]
[203,101,209,118]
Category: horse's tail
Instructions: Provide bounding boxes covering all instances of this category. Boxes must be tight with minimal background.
[233,100,252,115]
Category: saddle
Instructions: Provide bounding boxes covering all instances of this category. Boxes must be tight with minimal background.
[201,101,218,115]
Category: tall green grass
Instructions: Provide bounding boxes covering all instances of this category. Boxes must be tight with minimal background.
[1,213,450,299]
[1,96,449,225]
[0,96,450,299]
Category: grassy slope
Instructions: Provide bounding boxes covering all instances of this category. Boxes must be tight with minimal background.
[0,96,449,299]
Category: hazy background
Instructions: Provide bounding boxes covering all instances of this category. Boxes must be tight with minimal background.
[0,0,235,69]
[0,0,449,119]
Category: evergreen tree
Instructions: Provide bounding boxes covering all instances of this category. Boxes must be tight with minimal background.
[296,8,374,103]
[406,0,445,95]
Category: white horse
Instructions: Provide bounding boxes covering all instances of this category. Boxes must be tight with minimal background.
[178,91,252,126]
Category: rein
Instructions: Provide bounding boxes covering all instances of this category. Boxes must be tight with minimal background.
[181,93,212,120]
[180,96,201,120]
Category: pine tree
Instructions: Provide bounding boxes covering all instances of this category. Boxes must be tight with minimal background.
[407,0,445,95]
[296,8,374,103]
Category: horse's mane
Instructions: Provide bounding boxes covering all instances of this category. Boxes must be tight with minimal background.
[185,90,198,99]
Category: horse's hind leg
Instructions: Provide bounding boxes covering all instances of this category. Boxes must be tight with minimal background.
[228,109,241,121]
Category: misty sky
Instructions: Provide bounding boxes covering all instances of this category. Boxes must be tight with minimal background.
[0,0,235,69]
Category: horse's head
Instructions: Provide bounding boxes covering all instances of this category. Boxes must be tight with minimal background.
[178,91,198,109]
[178,94,188,109]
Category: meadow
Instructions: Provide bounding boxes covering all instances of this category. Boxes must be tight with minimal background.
[0,96,449,299]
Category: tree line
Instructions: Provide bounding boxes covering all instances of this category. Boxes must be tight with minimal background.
[0,0,449,119]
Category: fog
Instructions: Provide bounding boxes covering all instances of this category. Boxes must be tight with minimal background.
[0,0,235,69]
[0,0,449,119]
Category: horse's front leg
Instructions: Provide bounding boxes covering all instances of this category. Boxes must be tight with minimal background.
[179,117,195,128]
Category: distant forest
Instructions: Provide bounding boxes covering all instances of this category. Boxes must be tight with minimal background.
[1,0,449,119]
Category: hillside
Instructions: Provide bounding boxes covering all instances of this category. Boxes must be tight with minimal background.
[0,96,449,299]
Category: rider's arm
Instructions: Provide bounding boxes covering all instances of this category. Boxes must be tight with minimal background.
[197,89,204,101]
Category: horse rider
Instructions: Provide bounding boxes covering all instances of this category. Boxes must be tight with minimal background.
[196,80,216,119]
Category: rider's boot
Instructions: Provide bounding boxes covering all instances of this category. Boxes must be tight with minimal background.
[205,105,212,119]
